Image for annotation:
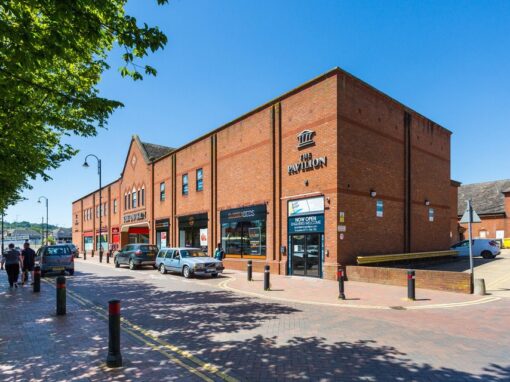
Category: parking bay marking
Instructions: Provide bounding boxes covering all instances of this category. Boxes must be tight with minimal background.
[42,279,238,382]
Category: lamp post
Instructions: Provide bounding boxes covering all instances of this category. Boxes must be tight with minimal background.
[83,154,103,262]
[1,209,4,256]
[38,196,49,245]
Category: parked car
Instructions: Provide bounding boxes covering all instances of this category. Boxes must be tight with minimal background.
[114,244,158,270]
[36,244,75,276]
[155,247,224,278]
[64,243,79,258]
[450,239,501,259]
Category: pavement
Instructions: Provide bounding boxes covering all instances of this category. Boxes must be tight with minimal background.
[76,254,500,310]
[1,255,510,381]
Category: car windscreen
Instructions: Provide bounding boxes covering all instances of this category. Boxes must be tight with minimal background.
[180,250,207,258]
[45,247,71,256]
[140,245,159,252]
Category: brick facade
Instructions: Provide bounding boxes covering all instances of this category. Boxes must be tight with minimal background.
[72,68,455,280]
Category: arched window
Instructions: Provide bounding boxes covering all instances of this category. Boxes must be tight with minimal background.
[132,187,137,209]
[141,186,145,206]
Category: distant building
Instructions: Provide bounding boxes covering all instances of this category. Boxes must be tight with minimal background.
[458,179,510,240]
[53,228,72,243]
[5,228,42,247]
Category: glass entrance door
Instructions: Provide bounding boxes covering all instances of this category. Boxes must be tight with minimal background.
[291,233,321,277]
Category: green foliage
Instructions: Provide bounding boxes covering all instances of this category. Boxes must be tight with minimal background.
[0,0,168,210]
[2,220,60,232]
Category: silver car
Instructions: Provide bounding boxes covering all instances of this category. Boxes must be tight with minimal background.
[155,247,224,278]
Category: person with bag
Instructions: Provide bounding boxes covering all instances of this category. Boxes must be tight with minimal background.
[1,243,22,289]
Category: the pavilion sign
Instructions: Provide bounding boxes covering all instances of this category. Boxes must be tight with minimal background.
[287,152,327,175]
[123,211,146,223]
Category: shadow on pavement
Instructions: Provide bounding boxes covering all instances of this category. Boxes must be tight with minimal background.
[58,271,510,381]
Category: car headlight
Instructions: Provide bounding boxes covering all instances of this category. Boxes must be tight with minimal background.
[195,263,204,269]
[217,262,223,268]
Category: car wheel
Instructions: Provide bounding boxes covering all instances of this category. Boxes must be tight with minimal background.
[68,269,74,276]
[182,265,191,278]
[115,258,120,268]
[159,264,167,274]
[481,251,494,259]
[129,259,136,270]
[211,273,219,278]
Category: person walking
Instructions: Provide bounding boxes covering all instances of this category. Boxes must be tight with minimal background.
[214,242,224,261]
[21,242,36,285]
[1,243,22,288]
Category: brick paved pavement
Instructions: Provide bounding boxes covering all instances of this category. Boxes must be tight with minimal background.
[67,260,510,381]
[0,271,206,382]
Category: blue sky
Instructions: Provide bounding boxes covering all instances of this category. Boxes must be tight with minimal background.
[6,0,510,226]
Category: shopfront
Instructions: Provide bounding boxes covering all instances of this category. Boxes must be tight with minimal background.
[95,227,108,252]
[83,232,94,253]
[111,227,120,252]
[288,197,324,278]
[155,219,170,249]
[178,213,208,250]
[221,204,267,258]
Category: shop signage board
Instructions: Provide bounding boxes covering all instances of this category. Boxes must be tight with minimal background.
[376,200,384,217]
[288,197,324,217]
[161,232,167,248]
[123,211,146,223]
[287,152,327,175]
[220,204,266,222]
[288,214,324,234]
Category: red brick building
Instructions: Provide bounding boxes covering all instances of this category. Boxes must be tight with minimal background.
[72,68,457,280]
[458,179,510,241]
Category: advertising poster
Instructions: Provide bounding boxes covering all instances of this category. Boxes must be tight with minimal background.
[200,228,208,246]
[288,196,324,217]
[161,232,167,248]
[248,227,261,254]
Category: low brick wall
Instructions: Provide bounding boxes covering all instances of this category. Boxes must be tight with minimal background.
[346,265,472,294]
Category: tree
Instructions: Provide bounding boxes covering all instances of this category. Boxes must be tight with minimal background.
[0,0,168,210]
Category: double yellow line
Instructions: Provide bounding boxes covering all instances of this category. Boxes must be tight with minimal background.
[42,279,238,382]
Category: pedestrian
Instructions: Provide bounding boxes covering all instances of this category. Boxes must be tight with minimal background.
[21,241,36,286]
[214,242,224,261]
[1,243,22,289]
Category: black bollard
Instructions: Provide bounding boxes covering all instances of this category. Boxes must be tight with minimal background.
[106,250,110,264]
[407,270,416,301]
[263,265,270,291]
[247,260,253,281]
[99,250,103,263]
[106,300,123,368]
[338,268,346,300]
[84,251,87,260]
[56,276,66,315]
[33,265,41,293]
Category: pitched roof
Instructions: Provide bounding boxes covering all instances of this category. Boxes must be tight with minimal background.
[140,141,174,161]
[458,179,510,216]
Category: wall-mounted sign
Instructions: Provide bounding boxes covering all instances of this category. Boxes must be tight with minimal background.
[337,225,346,232]
[111,227,120,235]
[288,197,324,217]
[428,208,434,222]
[288,152,327,175]
[123,211,146,223]
[220,204,266,222]
[155,218,170,229]
[339,212,345,223]
[288,214,324,234]
[376,200,384,218]
[95,226,108,234]
[297,130,316,149]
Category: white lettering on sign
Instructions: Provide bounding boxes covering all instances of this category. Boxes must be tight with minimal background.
[288,153,327,175]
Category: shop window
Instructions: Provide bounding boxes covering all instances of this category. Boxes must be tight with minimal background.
[84,236,93,251]
[182,174,188,195]
[220,205,267,257]
[160,182,166,201]
[196,168,203,191]
[113,199,117,214]
[141,187,145,206]
[132,188,137,208]
[137,189,141,206]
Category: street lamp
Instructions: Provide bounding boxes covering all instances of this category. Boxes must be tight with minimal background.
[38,196,49,245]
[83,154,103,262]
